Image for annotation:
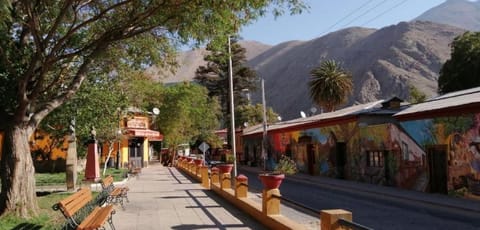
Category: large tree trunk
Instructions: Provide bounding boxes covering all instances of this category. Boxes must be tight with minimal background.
[0,126,39,217]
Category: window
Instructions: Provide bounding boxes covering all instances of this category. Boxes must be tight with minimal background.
[367,151,384,167]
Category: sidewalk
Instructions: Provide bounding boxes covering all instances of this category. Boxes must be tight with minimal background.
[239,165,480,213]
[113,163,319,230]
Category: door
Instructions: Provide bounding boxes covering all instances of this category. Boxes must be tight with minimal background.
[129,138,144,168]
[336,142,347,179]
[307,144,315,175]
[427,145,447,194]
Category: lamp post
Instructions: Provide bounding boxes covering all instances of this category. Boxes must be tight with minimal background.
[227,36,237,177]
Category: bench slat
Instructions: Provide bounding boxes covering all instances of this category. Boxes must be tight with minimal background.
[58,187,92,217]
[77,205,114,230]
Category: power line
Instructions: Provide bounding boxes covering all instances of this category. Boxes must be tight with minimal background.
[340,0,389,29]
[319,0,375,36]
[361,0,409,27]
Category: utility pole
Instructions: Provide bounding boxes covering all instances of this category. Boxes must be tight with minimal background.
[228,36,237,177]
[261,78,267,171]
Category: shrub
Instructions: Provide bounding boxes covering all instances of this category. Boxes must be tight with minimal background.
[274,155,298,175]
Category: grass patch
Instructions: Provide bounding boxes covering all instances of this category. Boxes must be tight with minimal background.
[0,192,69,230]
[35,168,128,186]
[0,168,128,229]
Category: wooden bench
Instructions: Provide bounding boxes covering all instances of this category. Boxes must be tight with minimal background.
[127,162,142,179]
[101,175,129,209]
[52,187,115,230]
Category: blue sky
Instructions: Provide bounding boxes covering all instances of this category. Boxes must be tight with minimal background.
[240,0,447,45]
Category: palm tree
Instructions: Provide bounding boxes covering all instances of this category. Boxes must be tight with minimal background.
[308,60,353,112]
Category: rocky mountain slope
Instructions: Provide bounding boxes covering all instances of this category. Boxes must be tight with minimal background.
[155,21,465,120]
[152,41,271,84]
[415,0,480,31]
[247,21,465,119]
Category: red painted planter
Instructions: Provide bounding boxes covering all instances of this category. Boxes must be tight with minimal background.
[193,159,203,166]
[217,164,234,174]
[258,173,285,189]
[236,174,248,183]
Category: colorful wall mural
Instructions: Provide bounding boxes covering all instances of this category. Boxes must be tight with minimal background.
[401,113,480,197]
[243,120,428,192]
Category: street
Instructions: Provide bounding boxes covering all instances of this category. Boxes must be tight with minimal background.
[238,169,480,230]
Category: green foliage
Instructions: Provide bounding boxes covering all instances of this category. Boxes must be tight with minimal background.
[274,155,298,175]
[157,83,220,149]
[309,60,353,112]
[40,73,128,157]
[35,168,126,186]
[438,31,480,94]
[408,85,427,103]
[122,72,165,111]
[195,36,259,128]
[235,104,280,126]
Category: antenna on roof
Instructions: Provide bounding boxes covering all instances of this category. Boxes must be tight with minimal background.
[300,111,307,118]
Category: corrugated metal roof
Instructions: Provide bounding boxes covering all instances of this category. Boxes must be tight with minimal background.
[243,100,384,136]
[394,86,480,118]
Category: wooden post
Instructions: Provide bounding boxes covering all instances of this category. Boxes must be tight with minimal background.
[235,174,248,198]
[262,188,281,215]
[211,167,219,185]
[320,209,352,230]
[221,172,231,189]
[200,166,210,189]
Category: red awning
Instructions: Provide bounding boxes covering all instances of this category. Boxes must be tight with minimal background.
[126,128,163,141]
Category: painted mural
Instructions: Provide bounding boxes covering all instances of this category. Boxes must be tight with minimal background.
[401,113,480,197]
[243,121,427,191]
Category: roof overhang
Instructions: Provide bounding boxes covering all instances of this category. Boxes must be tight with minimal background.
[125,128,163,141]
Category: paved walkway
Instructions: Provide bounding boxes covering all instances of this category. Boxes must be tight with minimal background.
[113,163,273,230]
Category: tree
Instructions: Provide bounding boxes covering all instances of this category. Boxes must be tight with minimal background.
[236,104,280,127]
[408,85,427,104]
[0,1,307,217]
[157,82,220,156]
[195,36,258,146]
[195,36,258,121]
[308,60,353,112]
[438,31,480,94]
[40,73,128,155]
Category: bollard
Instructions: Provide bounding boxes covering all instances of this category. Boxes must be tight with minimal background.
[211,167,220,185]
[195,164,201,176]
[262,188,281,215]
[235,174,248,198]
[320,209,352,230]
[189,162,195,173]
[200,166,210,189]
[220,172,231,189]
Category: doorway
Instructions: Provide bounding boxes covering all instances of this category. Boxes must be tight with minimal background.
[129,138,144,168]
[426,145,447,194]
[307,144,315,175]
[336,142,347,179]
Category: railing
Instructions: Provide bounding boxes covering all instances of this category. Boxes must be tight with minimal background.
[338,218,374,230]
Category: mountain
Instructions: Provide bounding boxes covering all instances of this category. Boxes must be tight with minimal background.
[414,0,480,31]
[156,21,464,120]
[246,21,465,120]
[150,41,271,84]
